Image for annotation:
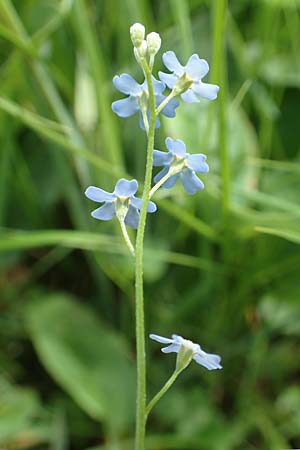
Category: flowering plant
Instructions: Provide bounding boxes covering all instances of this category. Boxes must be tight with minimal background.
[84,22,222,450]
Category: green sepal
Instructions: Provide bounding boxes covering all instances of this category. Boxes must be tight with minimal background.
[115,197,129,222]
[175,345,193,373]
[173,74,194,95]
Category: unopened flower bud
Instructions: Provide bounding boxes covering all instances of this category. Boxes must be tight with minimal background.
[134,39,148,62]
[130,23,145,48]
[146,32,161,56]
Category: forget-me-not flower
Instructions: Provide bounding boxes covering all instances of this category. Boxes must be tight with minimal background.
[112,74,179,129]
[159,51,219,102]
[85,178,156,229]
[153,137,209,194]
[150,333,222,370]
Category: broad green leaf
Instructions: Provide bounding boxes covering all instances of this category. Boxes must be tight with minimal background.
[25,294,135,434]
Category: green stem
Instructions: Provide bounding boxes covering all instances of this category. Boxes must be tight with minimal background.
[149,167,181,199]
[118,220,135,256]
[155,91,176,115]
[146,369,181,419]
[134,59,156,450]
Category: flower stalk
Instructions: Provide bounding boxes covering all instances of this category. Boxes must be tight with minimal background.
[134,58,156,450]
[118,218,135,256]
[149,166,182,198]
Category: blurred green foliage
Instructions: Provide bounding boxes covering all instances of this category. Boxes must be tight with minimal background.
[0,0,300,449]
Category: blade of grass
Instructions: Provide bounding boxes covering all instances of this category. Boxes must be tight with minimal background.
[0,229,220,272]
[158,198,219,241]
[168,0,193,56]
[72,0,123,169]
[0,97,123,178]
[0,0,90,184]
[255,226,300,245]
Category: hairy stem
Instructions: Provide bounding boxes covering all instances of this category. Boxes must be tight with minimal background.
[134,58,156,450]
[118,220,135,256]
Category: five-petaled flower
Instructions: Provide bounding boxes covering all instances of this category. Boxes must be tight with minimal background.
[159,51,219,102]
[85,178,156,229]
[112,74,179,129]
[150,333,222,370]
[153,137,209,194]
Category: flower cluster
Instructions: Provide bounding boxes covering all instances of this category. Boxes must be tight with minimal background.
[84,22,223,381]
[112,27,218,130]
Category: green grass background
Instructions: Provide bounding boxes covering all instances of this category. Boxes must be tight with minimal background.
[0,0,300,449]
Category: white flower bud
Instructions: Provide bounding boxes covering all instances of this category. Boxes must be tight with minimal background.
[139,39,148,56]
[130,23,145,48]
[146,32,161,56]
[134,39,148,62]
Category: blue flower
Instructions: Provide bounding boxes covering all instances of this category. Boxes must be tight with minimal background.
[159,51,219,102]
[85,178,157,229]
[153,137,209,194]
[111,74,179,129]
[149,333,222,371]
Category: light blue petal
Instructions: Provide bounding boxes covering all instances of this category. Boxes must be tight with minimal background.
[160,97,180,118]
[91,202,116,220]
[147,200,157,213]
[186,154,209,173]
[181,169,204,194]
[162,173,179,189]
[153,167,169,184]
[112,96,139,117]
[114,178,138,197]
[165,137,186,157]
[149,334,173,344]
[161,343,180,353]
[162,51,184,75]
[181,89,200,103]
[193,352,222,370]
[153,150,173,167]
[130,196,142,210]
[113,74,142,95]
[185,54,209,80]
[142,76,165,95]
[158,71,178,89]
[192,81,219,100]
[154,166,179,188]
[124,205,139,229]
[152,76,166,95]
[155,94,165,108]
[139,111,160,130]
[130,197,157,213]
[85,186,114,202]
[172,334,183,341]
